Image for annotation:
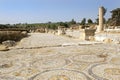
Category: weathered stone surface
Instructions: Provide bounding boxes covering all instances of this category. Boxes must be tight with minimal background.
[103,38,113,43]
[95,32,120,44]
[91,64,120,80]
[110,57,120,65]
[33,69,89,80]
[72,54,106,63]
[105,68,120,75]
[2,40,16,47]
[0,33,120,80]
[57,26,66,35]
[97,7,104,32]
[0,45,9,51]
[0,60,22,74]
[49,75,70,80]
[79,29,96,40]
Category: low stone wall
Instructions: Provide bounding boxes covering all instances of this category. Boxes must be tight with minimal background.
[95,32,120,44]
[66,29,96,40]
[104,29,120,33]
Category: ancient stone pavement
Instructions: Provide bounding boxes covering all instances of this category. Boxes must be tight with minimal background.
[0,33,120,80]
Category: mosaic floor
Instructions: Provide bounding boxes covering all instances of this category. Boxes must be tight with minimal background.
[0,33,120,80]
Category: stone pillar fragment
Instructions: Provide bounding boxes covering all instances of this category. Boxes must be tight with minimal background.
[57,26,66,35]
[97,7,104,32]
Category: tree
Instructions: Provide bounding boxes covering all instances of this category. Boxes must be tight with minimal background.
[95,18,106,25]
[108,8,120,27]
[46,24,51,29]
[95,18,99,25]
[87,19,93,24]
[81,18,86,25]
[50,24,57,30]
[58,22,68,28]
[70,19,76,25]
[102,7,107,25]
[102,6,107,16]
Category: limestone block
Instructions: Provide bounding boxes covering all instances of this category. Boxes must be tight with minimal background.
[57,29,66,35]
[57,26,66,35]
[103,38,113,43]
[89,36,95,41]
[79,29,96,40]
[0,45,9,51]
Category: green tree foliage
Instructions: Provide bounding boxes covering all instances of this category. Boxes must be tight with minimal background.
[81,18,86,25]
[108,8,120,26]
[50,24,57,30]
[102,6,107,16]
[0,19,78,30]
[69,19,76,25]
[87,19,93,24]
[57,22,68,28]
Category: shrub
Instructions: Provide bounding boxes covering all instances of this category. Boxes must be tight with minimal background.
[0,31,27,43]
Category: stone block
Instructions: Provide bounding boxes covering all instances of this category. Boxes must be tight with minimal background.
[79,29,96,40]
[103,38,113,43]
[0,45,9,51]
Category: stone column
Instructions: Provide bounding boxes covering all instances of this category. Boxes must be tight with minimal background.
[97,7,104,32]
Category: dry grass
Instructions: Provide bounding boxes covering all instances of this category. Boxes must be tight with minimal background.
[0,31,27,43]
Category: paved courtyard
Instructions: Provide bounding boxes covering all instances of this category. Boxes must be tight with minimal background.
[0,33,120,80]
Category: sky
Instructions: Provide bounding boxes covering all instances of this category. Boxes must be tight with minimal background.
[0,0,120,24]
